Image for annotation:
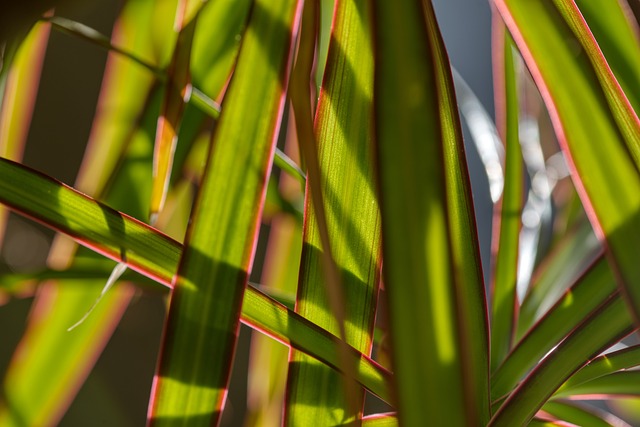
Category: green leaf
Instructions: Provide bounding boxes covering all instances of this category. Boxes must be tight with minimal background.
[372,0,489,424]
[42,15,164,77]
[189,0,252,101]
[492,256,616,402]
[0,281,135,427]
[560,344,640,392]
[61,0,173,204]
[573,0,640,118]
[242,282,392,405]
[495,0,640,327]
[361,413,398,427]
[246,200,303,426]
[0,18,50,247]
[0,18,49,160]
[489,293,632,425]
[285,0,381,424]
[150,0,196,221]
[0,156,392,402]
[516,222,600,339]
[490,26,524,371]
[541,400,623,427]
[0,89,161,425]
[554,371,640,399]
[550,0,640,162]
[528,420,570,427]
[147,0,302,424]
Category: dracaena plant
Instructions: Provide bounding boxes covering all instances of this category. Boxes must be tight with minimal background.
[1,0,640,425]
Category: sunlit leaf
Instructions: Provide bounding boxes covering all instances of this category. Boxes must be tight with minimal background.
[555,371,640,399]
[490,292,632,425]
[285,0,381,424]
[560,344,640,392]
[541,400,628,427]
[0,156,392,403]
[147,1,302,424]
[490,25,523,371]
[495,0,640,328]
[0,19,50,247]
[150,0,196,222]
[492,256,616,402]
[0,281,134,426]
[372,0,489,424]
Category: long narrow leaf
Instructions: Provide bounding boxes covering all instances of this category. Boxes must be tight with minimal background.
[0,90,162,425]
[554,371,640,399]
[66,0,171,200]
[490,23,523,371]
[492,256,616,401]
[549,0,640,160]
[573,0,640,117]
[516,222,600,338]
[361,413,398,427]
[147,1,302,424]
[0,19,50,246]
[560,345,640,392]
[285,0,381,424]
[542,400,630,427]
[372,0,489,424]
[494,0,640,328]
[489,295,633,425]
[0,281,134,426]
[150,0,196,222]
[246,204,303,425]
[0,156,393,403]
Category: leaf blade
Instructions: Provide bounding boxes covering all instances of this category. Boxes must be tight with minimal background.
[285,0,382,424]
[147,1,302,424]
[0,156,392,403]
[372,0,489,424]
[490,24,524,372]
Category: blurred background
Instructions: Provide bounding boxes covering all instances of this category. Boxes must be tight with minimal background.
[0,0,495,425]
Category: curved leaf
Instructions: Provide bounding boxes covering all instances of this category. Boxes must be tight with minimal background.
[542,400,629,427]
[495,0,640,329]
[492,256,616,401]
[560,344,640,392]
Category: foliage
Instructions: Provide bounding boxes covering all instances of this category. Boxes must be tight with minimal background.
[1,0,640,425]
